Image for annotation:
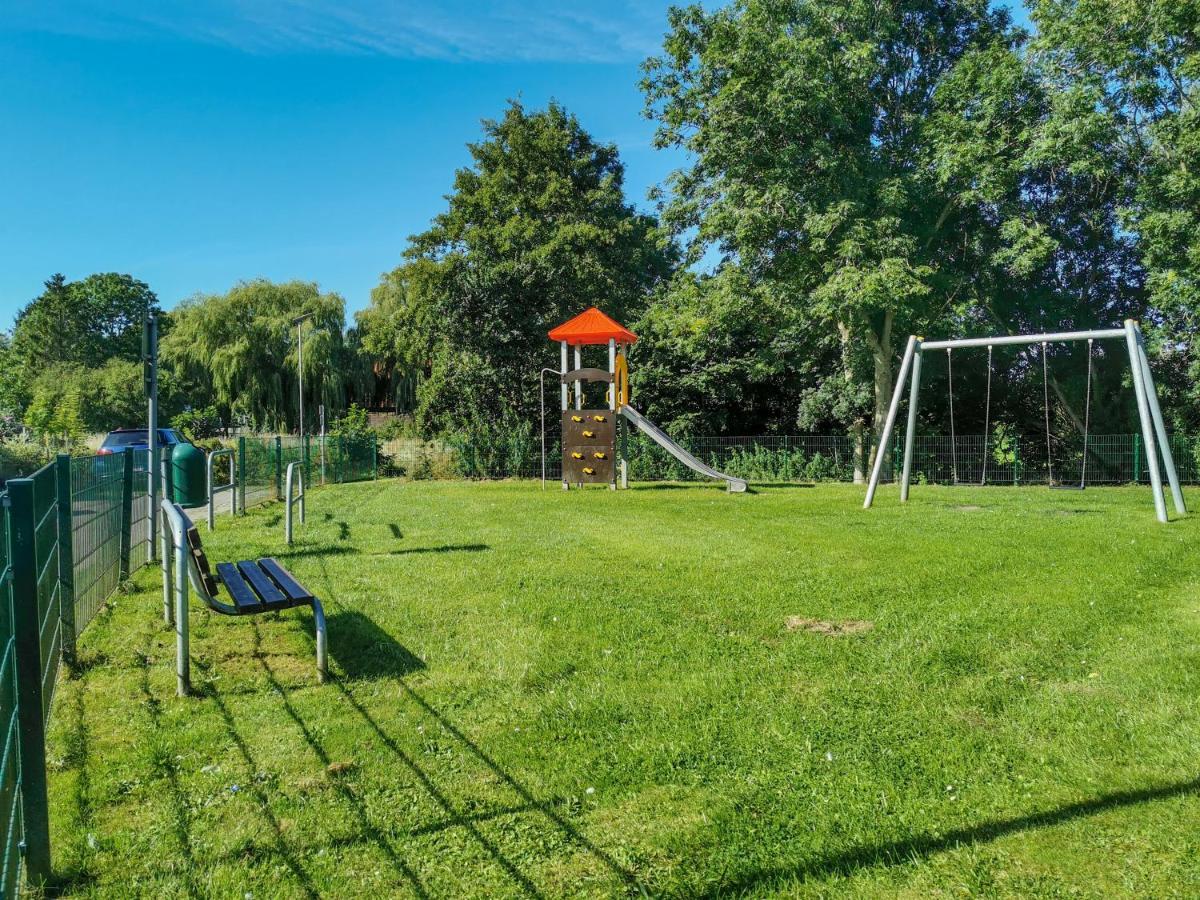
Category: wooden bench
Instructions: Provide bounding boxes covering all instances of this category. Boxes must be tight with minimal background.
[168,503,328,689]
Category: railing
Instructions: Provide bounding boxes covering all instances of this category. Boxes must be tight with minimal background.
[206,448,237,530]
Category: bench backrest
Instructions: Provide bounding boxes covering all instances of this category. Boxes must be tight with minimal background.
[172,503,220,597]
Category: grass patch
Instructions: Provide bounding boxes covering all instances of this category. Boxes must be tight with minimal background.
[47,480,1200,897]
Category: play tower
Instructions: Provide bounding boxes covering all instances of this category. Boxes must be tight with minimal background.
[548,307,634,490]
[547,308,747,492]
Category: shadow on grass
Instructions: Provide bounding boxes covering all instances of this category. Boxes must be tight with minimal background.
[274,545,361,559]
[378,544,489,557]
[326,610,426,680]
[701,778,1200,897]
[317,604,646,897]
[193,658,322,900]
[249,626,431,898]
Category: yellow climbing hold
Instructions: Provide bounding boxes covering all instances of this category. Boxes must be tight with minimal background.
[583,430,596,438]
[593,452,607,460]
[571,415,584,423]
[583,467,596,475]
[572,452,584,460]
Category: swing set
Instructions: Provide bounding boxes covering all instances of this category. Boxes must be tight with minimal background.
[864,320,1187,523]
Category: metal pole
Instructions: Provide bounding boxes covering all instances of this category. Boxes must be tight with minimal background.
[147,312,159,561]
[608,339,617,491]
[539,367,560,491]
[864,335,917,508]
[319,404,326,485]
[298,321,304,438]
[574,346,582,410]
[560,341,568,412]
[900,341,924,502]
[1134,326,1186,515]
[172,509,190,696]
[1124,320,1168,523]
[921,328,1127,351]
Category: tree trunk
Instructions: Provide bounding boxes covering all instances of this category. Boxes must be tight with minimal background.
[865,311,895,477]
[838,322,867,483]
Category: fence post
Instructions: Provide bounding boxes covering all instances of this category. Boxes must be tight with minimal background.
[55,455,76,669]
[1132,434,1141,483]
[119,451,133,579]
[274,437,283,500]
[237,437,247,514]
[1013,437,1020,486]
[372,437,378,481]
[7,480,52,886]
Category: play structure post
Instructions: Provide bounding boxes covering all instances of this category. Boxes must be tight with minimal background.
[1124,320,1168,523]
[864,335,917,508]
[1134,325,1186,515]
[608,339,617,490]
[900,339,923,502]
[574,346,582,410]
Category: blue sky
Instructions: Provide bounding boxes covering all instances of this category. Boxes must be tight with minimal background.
[0,1,1030,326]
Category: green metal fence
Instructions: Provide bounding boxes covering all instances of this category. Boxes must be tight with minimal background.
[0,489,22,900]
[0,433,377,893]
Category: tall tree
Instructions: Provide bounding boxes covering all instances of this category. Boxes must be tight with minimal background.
[162,280,348,431]
[1028,0,1199,428]
[12,272,158,371]
[643,0,1019,465]
[393,100,676,434]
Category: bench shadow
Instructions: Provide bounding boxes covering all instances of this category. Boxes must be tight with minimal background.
[701,777,1200,897]
[326,610,426,680]
[274,545,361,559]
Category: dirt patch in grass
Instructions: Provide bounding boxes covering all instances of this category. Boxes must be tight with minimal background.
[956,504,984,511]
[785,616,874,636]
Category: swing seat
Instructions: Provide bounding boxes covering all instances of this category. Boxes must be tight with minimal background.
[1049,484,1086,491]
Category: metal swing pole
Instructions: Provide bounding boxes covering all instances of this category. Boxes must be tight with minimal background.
[900,340,924,501]
[1124,320,1168,523]
[1133,324,1186,515]
[864,335,918,508]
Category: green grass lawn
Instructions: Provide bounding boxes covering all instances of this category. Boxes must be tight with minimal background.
[44,480,1200,898]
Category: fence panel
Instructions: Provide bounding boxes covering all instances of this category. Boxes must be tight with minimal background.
[128,449,151,571]
[0,489,23,898]
[70,454,126,633]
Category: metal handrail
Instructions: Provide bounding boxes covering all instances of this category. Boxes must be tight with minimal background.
[206,448,237,530]
[285,462,305,545]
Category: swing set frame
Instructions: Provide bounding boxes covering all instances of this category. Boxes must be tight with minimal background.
[863,319,1188,523]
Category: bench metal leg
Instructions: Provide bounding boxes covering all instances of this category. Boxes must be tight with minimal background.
[311,597,328,683]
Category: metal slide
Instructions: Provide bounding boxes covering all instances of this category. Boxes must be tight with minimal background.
[619,405,748,492]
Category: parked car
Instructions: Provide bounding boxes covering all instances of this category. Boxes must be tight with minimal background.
[98,428,191,471]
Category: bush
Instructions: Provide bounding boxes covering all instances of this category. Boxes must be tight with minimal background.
[0,439,51,484]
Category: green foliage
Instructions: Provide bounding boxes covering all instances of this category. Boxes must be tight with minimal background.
[446,415,535,479]
[170,405,224,441]
[162,280,350,432]
[642,0,1018,440]
[0,438,50,482]
[366,100,675,437]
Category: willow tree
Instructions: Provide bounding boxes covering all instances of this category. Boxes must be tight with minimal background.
[163,280,348,432]
[643,0,1018,471]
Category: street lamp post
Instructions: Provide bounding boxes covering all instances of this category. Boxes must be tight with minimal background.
[292,313,314,436]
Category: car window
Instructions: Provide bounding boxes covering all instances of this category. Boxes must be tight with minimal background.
[101,430,148,447]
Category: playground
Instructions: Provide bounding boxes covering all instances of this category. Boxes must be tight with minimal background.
[46,478,1200,897]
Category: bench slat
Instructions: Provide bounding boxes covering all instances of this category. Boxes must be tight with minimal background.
[237,561,289,608]
[216,563,263,614]
[258,558,313,602]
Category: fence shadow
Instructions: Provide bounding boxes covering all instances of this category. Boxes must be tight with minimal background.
[700,777,1200,897]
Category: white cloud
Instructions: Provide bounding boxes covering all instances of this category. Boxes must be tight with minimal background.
[5,0,670,63]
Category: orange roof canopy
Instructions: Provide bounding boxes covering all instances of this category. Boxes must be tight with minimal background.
[547,307,638,346]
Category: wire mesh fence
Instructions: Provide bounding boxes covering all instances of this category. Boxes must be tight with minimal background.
[70,453,126,633]
[0,488,22,900]
[386,428,1200,487]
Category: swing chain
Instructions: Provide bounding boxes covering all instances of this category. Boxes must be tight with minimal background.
[1080,338,1094,489]
[1042,341,1054,486]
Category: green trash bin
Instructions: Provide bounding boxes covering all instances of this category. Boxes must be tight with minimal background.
[171,441,208,506]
